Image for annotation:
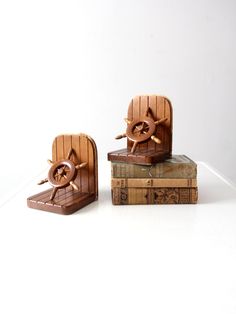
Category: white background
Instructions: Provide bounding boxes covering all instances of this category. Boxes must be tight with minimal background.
[1,2,236,313]
[0,0,236,197]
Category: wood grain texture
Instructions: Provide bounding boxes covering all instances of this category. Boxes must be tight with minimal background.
[28,133,98,214]
[109,95,172,164]
[127,95,172,153]
[27,188,96,215]
[107,148,170,165]
[112,187,198,205]
[52,134,98,199]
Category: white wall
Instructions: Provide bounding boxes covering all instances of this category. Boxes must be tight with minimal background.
[1,0,236,195]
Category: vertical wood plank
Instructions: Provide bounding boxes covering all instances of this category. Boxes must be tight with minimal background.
[127,98,133,148]
[155,96,165,152]
[133,96,140,120]
[127,98,134,121]
[164,97,173,154]
[71,134,80,164]
[56,135,64,160]
[80,134,89,193]
[63,135,72,158]
[62,135,73,193]
[88,140,95,195]
[148,95,157,151]
[139,95,148,151]
[87,135,98,198]
[127,96,140,150]
[72,135,81,189]
[52,138,57,162]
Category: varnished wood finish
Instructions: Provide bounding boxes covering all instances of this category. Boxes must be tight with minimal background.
[127,95,172,153]
[27,134,98,214]
[27,188,96,215]
[108,148,170,165]
[108,95,172,164]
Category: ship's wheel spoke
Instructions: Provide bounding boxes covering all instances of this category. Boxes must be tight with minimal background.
[70,181,79,190]
[144,107,150,117]
[151,135,161,144]
[75,162,87,170]
[115,133,127,139]
[47,159,54,166]
[154,117,167,125]
[50,187,58,201]
[131,141,138,153]
[146,107,155,120]
[38,178,48,185]
[66,148,73,160]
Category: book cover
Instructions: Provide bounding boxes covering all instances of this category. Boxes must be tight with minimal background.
[111,155,197,179]
[111,178,197,188]
[112,187,198,205]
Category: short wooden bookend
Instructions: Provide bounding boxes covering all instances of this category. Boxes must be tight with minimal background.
[107,95,173,164]
[27,134,98,214]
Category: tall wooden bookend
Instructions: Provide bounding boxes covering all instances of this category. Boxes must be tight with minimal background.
[108,95,173,165]
[27,134,98,214]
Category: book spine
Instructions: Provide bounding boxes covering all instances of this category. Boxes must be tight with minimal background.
[111,178,197,188]
[111,163,197,179]
[112,187,198,205]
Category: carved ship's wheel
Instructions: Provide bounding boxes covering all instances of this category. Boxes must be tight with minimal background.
[115,106,167,153]
[38,148,87,201]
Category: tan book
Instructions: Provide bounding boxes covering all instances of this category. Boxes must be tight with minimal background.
[112,187,198,205]
[111,155,197,179]
[111,178,197,188]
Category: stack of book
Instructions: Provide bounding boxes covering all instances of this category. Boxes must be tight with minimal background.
[110,155,198,205]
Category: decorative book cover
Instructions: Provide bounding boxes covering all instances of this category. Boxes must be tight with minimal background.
[112,187,198,205]
[111,155,197,179]
[111,178,197,188]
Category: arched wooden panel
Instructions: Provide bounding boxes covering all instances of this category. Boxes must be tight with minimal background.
[127,95,172,154]
[108,95,172,164]
[52,134,98,199]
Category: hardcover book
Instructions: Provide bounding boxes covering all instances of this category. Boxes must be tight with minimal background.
[112,187,198,205]
[111,178,197,188]
[111,155,197,179]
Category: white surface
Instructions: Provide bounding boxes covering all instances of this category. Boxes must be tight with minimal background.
[0,162,236,314]
[0,0,236,189]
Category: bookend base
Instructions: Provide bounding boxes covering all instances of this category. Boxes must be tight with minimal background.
[108,148,171,165]
[27,188,97,215]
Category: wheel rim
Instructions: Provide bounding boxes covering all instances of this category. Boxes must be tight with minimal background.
[126,116,156,143]
[48,160,76,188]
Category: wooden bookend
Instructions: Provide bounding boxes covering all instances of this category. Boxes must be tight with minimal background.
[27,134,98,215]
[108,95,173,164]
